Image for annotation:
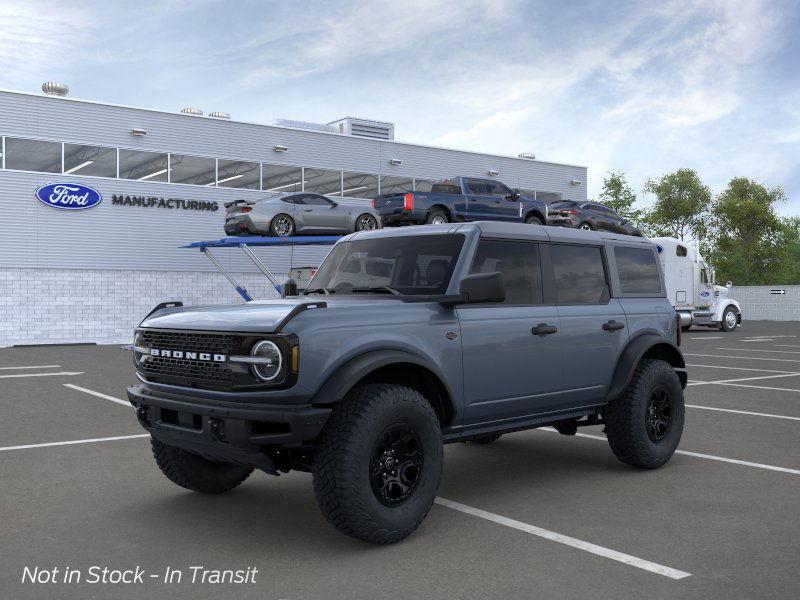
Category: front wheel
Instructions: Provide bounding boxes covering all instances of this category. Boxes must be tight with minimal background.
[151,438,253,494]
[355,213,379,231]
[525,215,543,225]
[720,307,738,332]
[313,383,443,544]
[604,359,684,469]
[269,213,295,237]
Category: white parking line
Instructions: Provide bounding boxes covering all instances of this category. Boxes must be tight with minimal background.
[740,339,773,343]
[687,373,800,387]
[686,363,797,374]
[63,384,130,407]
[688,336,723,340]
[435,497,691,579]
[540,428,800,475]
[0,434,149,453]
[712,382,800,394]
[0,365,62,370]
[0,371,84,379]
[686,404,800,421]
[776,344,800,349]
[717,347,800,355]
[683,353,800,364]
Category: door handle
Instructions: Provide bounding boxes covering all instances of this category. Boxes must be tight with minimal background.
[303,209,313,212]
[531,323,558,336]
[602,320,625,331]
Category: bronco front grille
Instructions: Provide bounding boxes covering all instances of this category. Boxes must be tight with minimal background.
[139,330,237,355]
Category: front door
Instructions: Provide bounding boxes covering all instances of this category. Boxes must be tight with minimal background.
[547,243,629,408]
[458,238,566,429]
[299,195,348,232]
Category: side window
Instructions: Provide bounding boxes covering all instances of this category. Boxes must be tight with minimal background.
[304,195,334,206]
[282,195,303,204]
[676,245,688,257]
[465,179,489,195]
[430,180,462,194]
[469,240,543,305]
[614,247,662,294]
[550,244,609,304]
[485,181,511,197]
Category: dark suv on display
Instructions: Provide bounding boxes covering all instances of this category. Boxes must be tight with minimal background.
[127,222,686,544]
[547,200,644,236]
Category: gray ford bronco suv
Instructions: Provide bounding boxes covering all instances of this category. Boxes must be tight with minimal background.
[127,222,687,544]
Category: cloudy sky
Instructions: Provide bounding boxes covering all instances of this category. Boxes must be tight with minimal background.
[1,0,798,212]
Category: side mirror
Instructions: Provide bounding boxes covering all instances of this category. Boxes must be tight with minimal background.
[457,272,505,304]
[281,279,299,297]
[726,281,732,288]
[329,201,338,208]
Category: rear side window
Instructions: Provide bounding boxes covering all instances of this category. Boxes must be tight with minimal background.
[550,244,609,304]
[615,247,662,294]
[430,180,462,194]
[470,240,542,305]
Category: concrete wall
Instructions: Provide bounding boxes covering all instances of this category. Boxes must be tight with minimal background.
[730,286,800,322]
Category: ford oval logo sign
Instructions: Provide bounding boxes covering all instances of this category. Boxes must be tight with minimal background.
[35,183,102,210]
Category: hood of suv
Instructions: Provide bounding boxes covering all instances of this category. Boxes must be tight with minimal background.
[139,296,398,333]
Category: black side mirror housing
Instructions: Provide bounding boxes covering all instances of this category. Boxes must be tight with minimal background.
[281,279,299,297]
[456,272,505,304]
[329,201,338,208]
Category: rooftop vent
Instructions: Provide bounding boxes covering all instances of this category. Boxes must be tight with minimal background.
[209,111,230,119]
[328,117,395,141]
[42,82,69,97]
[269,119,337,134]
[180,107,203,116]
[518,152,536,160]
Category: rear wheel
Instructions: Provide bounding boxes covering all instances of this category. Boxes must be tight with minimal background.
[151,438,253,494]
[355,213,378,231]
[313,383,443,544]
[720,307,738,332]
[269,214,295,237]
[604,358,684,469]
[525,214,543,225]
[426,209,449,225]
[579,222,593,231]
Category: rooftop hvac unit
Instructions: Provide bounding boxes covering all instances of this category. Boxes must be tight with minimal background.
[209,111,230,119]
[328,117,395,141]
[42,82,69,96]
[269,119,337,134]
[181,107,204,116]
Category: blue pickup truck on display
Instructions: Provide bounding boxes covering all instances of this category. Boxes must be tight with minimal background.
[373,176,548,227]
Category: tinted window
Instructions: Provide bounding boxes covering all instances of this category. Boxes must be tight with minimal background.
[5,138,61,173]
[64,144,117,177]
[549,201,576,210]
[615,247,662,294]
[676,245,688,257]
[263,164,302,193]
[342,172,379,198]
[465,179,489,195]
[170,154,216,186]
[217,159,259,189]
[119,149,168,182]
[414,179,436,192]
[470,240,542,305]
[304,168,341,196]
[309,234,465,295]
[304,195,333,206]
[430,179,462,194]
[484,181,512,197]
[550,244,609,304]
[380,175,413,195]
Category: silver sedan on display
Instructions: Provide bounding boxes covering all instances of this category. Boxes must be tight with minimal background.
[224,192,382,237]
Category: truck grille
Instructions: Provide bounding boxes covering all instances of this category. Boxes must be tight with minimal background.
[137,330,242,389]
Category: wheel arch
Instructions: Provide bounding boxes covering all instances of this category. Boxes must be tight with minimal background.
[524,209,546,224]
[311,349,456,427]
[428,204,453,221]
[607,334,686,402]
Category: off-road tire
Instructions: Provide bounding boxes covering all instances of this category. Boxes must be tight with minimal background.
[269,213,295,237]
[525,214,544,225]
[470,433,503,444]
[151,438,253,494]
[720,307,738,332]
[426,209,450,225]
[604,359,684,469]
[313,383,443,544]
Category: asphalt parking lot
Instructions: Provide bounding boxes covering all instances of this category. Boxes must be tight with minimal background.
[2,321,799,600]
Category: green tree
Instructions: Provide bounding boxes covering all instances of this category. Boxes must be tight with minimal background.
[642,169,711,240]
[599,171,641,222]
[705,177,793,285]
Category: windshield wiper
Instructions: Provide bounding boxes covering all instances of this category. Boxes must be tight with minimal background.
[303,287,334,295]
[350,286,401,295]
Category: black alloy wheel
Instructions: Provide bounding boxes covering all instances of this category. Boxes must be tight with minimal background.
[356,214,378,231]
[645,386,672,442]
[369,424,423,506]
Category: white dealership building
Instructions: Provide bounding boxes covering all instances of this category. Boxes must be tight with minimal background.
[0,85,587,346]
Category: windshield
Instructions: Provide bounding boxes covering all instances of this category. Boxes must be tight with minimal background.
[307,234,465,295]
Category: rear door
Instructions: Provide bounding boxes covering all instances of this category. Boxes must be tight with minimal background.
[458,238,565,428]
[546,242,628,408]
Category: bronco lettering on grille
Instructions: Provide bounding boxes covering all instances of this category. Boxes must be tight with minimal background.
[149,349,227,362]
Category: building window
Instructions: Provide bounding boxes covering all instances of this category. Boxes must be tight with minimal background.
[217,159,260,189]
[170,154,216,186]
[341,172,378,198]
[63,144,117,177]
[262,163,302,193]
[4,138,61,173]
[414,178,436,192]
[119,149,169,182]
[379,175,413,195]
[304,168,342,196]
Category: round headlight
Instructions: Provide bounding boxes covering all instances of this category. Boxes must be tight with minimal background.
[251,340,283,382]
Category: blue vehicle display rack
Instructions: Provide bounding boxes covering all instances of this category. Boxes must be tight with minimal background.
[182,236,340,301]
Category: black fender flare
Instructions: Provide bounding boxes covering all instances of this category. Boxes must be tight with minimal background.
[311,349,454,407]
[607,334,686,401]
[524,209,546,224]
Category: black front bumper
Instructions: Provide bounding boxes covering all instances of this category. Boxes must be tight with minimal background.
[127,384,331,473]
